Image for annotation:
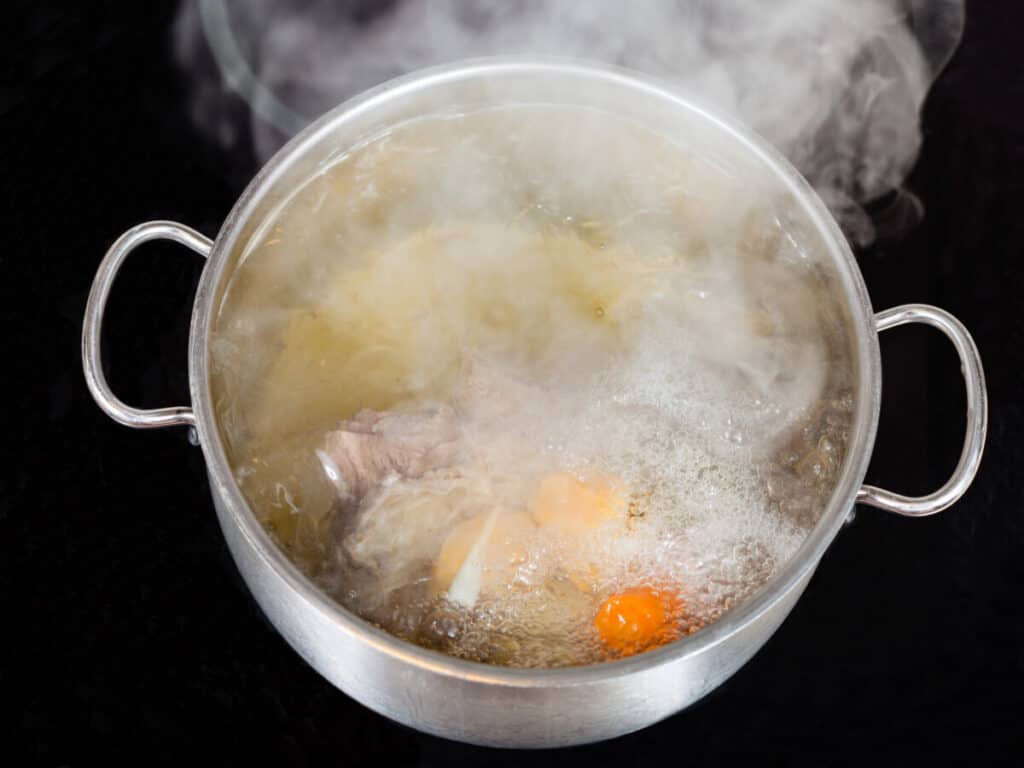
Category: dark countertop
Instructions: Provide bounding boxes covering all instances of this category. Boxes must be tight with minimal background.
[4,1,1022,764]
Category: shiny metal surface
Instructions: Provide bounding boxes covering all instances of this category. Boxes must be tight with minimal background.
[82,220,212,429]
[82,59,987,748]
[857,304,988,516]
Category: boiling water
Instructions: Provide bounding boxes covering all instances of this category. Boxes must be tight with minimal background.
[210,106,857,668]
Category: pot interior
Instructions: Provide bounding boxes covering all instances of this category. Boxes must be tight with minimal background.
[195,60,877,672]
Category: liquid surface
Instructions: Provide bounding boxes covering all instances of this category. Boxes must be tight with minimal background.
[211,106,857,668]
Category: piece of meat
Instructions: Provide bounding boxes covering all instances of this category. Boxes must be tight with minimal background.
[318,354,539,507]
[318,405,460,502]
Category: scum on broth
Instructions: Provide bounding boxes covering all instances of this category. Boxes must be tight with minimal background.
[210,106,856,668]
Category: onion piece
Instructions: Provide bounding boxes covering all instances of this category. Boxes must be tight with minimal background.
[446,509,499,608]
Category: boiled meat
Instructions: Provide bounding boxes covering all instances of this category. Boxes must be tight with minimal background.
[317,405,460,502]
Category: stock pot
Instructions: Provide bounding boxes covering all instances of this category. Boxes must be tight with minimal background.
[82,59,986,748]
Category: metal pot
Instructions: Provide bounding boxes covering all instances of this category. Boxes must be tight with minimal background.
[81,59,987,748]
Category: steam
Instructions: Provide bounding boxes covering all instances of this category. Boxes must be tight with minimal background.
[174,0,964,245]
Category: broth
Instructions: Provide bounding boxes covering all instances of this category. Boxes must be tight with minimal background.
[210,106,856,667]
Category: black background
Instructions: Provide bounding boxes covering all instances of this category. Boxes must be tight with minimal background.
[4,1,1023,765]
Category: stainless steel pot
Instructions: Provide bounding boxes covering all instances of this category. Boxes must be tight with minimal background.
[81,59,987,748]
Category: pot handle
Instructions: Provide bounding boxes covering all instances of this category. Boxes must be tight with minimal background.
[82,220,213,429]
[858,304,987,516]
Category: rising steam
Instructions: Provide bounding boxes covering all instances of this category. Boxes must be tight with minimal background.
[174,0,964,245]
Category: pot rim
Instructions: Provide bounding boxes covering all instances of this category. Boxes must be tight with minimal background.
[187,56,881,688]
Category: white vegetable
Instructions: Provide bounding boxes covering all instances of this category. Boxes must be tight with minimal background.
[446,509,500,608]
